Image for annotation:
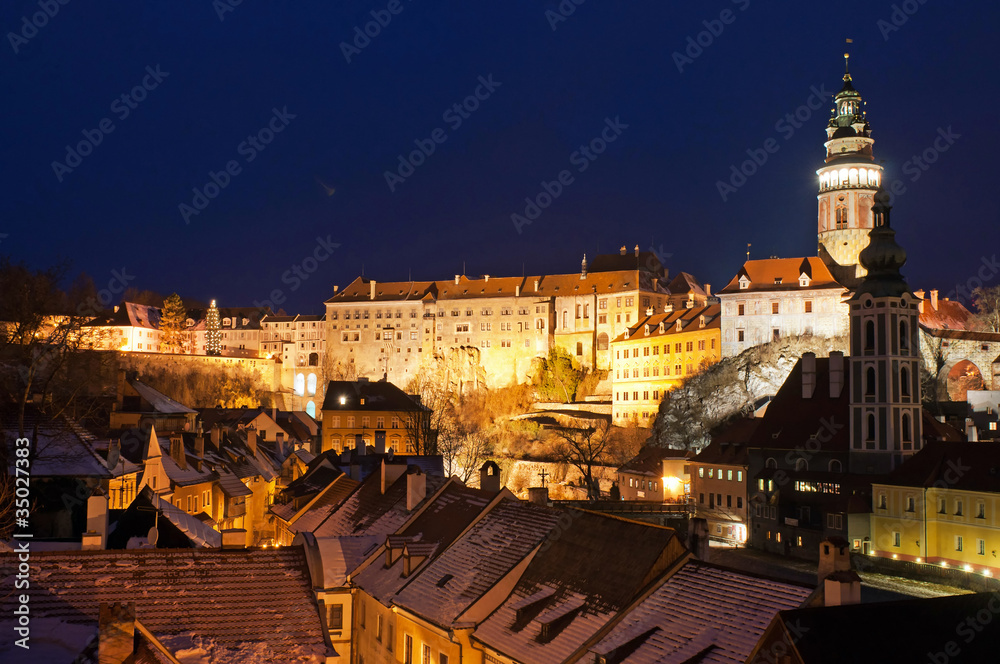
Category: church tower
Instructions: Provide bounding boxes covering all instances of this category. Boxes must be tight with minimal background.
[848,188,921,474]
[817,54,883,287]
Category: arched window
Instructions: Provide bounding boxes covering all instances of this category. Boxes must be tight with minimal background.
[829,459,843,473]
[307,373,317,396]
[865,320,876,351]
[766,458,777,469]
[839,168,849,184]
[795,459,808,472]
[901,367,910,397]
[597,333,609,351]
[867,414,876,441]
[859,169,868,186]
[562,311,568,329]
[836,206,848,229]
[576,342,583,356]
[899,321,909,350]
[866,367,876,396]
[849,168,859,185]
[902,413,912,441]
[306,401,316,418]
[308,352,319,366]
[293,373,305,396]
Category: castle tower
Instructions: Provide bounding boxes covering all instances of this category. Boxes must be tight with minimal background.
[817,53,883,287]
[848,188,921,474]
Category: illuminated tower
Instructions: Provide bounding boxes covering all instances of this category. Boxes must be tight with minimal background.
[817,53,882,287]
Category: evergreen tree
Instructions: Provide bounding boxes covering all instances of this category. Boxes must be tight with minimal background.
[205,299,222,356]
[160,293,187,353]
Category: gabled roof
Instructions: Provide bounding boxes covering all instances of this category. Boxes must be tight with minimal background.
[694,420,759,465]
[618,446,693,476]
[666,271,707,297]
[2,406,111,478]
[589,561,813,664]
[718,257,843,295]
[878,440,1000,492]
[320,379,427,412]
[917,295,974,331]
[393,498,563,628]
[758,592,1000,663]
[274,473,361,534]
[611,305,721,343]
[473,511,685,664]
[747,357,850,452]
[0,547,329,662]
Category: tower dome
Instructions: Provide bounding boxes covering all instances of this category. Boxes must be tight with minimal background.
[854,187,910,299]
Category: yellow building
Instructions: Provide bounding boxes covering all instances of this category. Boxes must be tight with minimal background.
[871,441,999,577]
[320,378,431,454]
[610,304,721,425]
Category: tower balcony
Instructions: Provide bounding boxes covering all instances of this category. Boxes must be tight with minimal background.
[818,166,881,192]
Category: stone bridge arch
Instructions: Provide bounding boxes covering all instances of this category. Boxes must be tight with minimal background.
[937,357,986,402]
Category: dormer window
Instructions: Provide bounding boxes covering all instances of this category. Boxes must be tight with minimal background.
[799,273,811,287]
[739,276,750,290]
[774,277,782,285]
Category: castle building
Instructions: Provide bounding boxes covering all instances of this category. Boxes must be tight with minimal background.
[610,303,722,425]
[323,248,672,389]
[719,55,883,358]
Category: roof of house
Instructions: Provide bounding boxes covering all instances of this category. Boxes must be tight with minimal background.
[611,305,721,343]
[393,498,563,627]
[759,592,1000,663]
[352,482,495,605]
[917,295,975,331]
[473,511,685,664]
[747,357,850,452]
[276,473,361,534]
[718,257,843,295]
[588,561,813,664]
[321,379,426,412]
[0,547,329,662]
[2,406,112,478]
[877,440,1000,492]
[128,379,197,415]
[618,446,693,476]
[666,271,708,297]
[82,302,162,329]
[110,486,222,549]
[693,420,759,466]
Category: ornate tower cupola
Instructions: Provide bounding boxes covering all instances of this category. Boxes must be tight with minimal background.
[817,53,883,287]
[847,187,921,475]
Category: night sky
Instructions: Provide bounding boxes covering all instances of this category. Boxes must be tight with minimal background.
[3,1,998,313]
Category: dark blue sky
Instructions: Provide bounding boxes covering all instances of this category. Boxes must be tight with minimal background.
[3,1,998,313]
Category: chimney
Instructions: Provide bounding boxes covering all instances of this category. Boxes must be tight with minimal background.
[818,538,860,606]
[620,245,627,256]
[484,274,490,282]
[246,427,257,456]
[533,279,540,291]
[276,432,285,456]
[194,425,205,459]
[829,351,845,398]
[333,284,339,293]
[634,244,640,257]
[705,284,712,297]
[515,284,521,297]
[370,280,376,300]
[272,405,277,422]
[82,489,109,551]
[581,254,588,279]
[455,275,461,285]
[222,529,247,549]
[479,461,501,493]
[653,277,658,291]
[381,460,407,494]
[527,487,548,505]
[355,433,366,456]
[169,437,187,470]
[98,602,136,664]
[406,467,427,511]
[210,424,221,449]
[686,517,710,561]
[930,289,939,310]
[801,352,817,399]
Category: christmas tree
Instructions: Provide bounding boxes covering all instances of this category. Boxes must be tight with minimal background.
[206,299,222,356]
[160,293,187,354]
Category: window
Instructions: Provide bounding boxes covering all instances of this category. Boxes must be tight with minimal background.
[865,320,876,351]
[737,497,743,509]
[685,341,693,352]
[956,500,963,517]
[878,494,887,509]
[422,644,431,664]
[738,304,745,316]
[737,330,745,342]
[979,539,986,556]
[771,302,779,315]
[376,614,383,642]
[893,532,901,547]
[404,635,413,664]
[326,604,343,630]
[978,503,986,519]
[956,536,964,552]
[737,471,742,482]
[939,498,947,514]
[905,497,915,512]
[698,467,704,478]
[805,300,813,313]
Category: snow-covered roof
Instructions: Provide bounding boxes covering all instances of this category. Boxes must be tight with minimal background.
[146,488,222,548]
[3,414,111,478]
[128,379,197,414]
[588,561,813,664]
[0,547,329,662]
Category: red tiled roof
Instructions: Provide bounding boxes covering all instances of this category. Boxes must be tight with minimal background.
[917,297,974,331]
[718,257,843,294]
[611,305,721,343]
[0,547,329,662]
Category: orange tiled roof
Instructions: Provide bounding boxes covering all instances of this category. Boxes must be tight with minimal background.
[611,304,721,343]
[718,257,843,294]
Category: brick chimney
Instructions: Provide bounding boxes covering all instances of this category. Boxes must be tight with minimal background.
[98,601,136,664]
[406,467,427,511]
[801,352,817,399]
[169,437,186,470]
[82,489,109,551]
[829,351,845,398]
[381,460,407,495]
[479,461,501,493]
[930,289,939,310]
[818,538,860,606]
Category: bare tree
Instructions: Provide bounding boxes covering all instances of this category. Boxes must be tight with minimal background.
[550,418,612,500]
[972,286,1000,333]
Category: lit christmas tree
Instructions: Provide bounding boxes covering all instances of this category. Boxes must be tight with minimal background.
[206,299,222,356]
